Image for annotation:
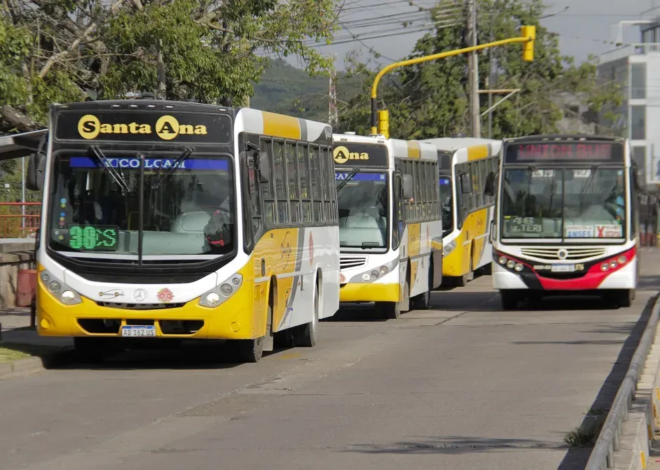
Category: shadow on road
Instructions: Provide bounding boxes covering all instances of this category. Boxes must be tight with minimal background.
[344,435,566,455]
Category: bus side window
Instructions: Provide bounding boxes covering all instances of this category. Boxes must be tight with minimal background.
[286,141,300,223]
[273,140,289,225]
[260,138,276,228]
[298,143,313,223]
[392,173,403,249]
[309,145,322,223]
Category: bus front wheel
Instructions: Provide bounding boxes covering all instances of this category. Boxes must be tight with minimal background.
[231,337,264,363]
[412,268,432,310]
[293,285,319,347]
[377,279,409,319]
[500,290,520,310]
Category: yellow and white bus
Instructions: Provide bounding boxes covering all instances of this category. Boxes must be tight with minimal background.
[422,138,501,286]
[334,133,443,318]
[10,100,340,363]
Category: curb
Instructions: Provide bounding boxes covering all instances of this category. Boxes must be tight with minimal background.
[0,349,72,381]
[587,295,660,469]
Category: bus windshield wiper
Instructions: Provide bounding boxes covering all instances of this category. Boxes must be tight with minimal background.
[152,147,195,189]
[88,145,129,194]
[336,168,360,193]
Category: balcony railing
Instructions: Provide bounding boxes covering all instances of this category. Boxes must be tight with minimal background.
[600,43,660,64]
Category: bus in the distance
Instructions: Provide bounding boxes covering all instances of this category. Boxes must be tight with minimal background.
[13,100,340,363]
[422,138,501,286]
[334,133,443,319]
[492,135,639,309]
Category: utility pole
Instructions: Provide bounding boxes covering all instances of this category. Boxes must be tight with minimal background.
[467,0,481,137]
[329,55,338,128]
[487,2,495,139]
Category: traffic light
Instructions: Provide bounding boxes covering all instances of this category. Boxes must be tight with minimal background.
[378,110,389,139]
[521,26,535,62]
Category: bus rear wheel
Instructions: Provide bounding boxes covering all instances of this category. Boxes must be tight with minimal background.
[292,286,319,347]
[500,290,520,310]
[412,268,432,310]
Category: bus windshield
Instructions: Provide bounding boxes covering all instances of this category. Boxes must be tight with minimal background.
[48,153,235,258]
[336,172,388,248]
[440,176,453,236]
[501,167,626,239]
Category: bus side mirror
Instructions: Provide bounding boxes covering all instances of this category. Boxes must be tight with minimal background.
[402,174,413,200]
[258,152,271,183]
[460,173,472,194]
[26,153,46,191]
[484,172,495,196]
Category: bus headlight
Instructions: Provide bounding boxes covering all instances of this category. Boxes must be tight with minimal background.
[199,274,243,308]
[514,263,524,272]
[40,270,82,305]
[350,259,399,284]
[443,240,457,256]
[498,256,507,265]
[601,263,610,272]
[506,260,515,269]
[618,255,627,264]
[370,270,380,280]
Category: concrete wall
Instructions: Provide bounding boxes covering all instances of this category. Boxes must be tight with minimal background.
[0,239,36,309]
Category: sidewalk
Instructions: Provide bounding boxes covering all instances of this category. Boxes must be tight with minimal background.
[0,307,72,379]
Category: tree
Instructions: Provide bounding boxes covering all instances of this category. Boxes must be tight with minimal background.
[0,0,338,133]
[338,0,622,139]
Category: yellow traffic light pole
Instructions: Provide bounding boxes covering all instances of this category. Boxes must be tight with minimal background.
[370,26,536,137]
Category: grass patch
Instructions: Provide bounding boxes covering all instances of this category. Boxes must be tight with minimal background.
[564,413,607,447]
[0,343,64,363]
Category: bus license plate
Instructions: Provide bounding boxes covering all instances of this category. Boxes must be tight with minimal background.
[551,264,575,273]
[121,326,156,337]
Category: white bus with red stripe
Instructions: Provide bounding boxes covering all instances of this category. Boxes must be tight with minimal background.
[492,135,640,309]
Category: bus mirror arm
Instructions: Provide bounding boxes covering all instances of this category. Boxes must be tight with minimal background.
[26,135,47,191]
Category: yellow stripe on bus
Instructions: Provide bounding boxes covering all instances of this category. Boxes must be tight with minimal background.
[407,141,421,159]
[262,112,301,140]
[467,145,490,161]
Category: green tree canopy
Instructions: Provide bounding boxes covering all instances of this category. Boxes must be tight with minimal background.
[338,0,622,139]
[0,0,337,134]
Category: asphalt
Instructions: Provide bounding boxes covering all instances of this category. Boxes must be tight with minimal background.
[0,249,658,470]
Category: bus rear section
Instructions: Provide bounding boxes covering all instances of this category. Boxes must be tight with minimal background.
[492,135,639,309]
[422,138,501,287]
[334,134,442,319]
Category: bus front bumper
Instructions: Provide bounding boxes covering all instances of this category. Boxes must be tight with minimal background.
[36,280,256,340]
[339,282,400,303]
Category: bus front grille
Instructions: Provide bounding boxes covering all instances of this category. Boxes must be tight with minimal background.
[96,302,187,310]
[520,247,607,261]
[340,256,367,270]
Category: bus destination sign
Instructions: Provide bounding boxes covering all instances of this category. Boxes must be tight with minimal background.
[505,142,623,164]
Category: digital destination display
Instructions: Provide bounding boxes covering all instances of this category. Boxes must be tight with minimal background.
[68,156,229,171]
[505,142,624,164]
[335,172,386,182]
[68,225,119,251]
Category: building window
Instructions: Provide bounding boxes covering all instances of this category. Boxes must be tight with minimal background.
[631,105,646,140]
[632,146,647,185]
[631,63,646,99]
[643,29,655,44]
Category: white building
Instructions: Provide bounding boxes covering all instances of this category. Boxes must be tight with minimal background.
[597,9,660,191]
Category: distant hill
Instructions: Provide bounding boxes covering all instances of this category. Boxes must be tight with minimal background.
[251,59,363,122]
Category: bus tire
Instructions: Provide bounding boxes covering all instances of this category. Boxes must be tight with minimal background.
[231,337,264,363]
[500,290,520,310]
[412,268,432,310]
[292,280,320,347]
[481,262,492,275]
[614,289,634,308]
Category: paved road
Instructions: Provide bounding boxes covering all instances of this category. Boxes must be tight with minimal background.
[0,250,658,470]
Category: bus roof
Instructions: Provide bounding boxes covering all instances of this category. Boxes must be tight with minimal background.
[503,134,626,144]
[421,137,502,151]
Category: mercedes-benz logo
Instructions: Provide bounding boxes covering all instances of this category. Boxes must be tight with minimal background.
[133,289,148,302]
[557,249,568,260]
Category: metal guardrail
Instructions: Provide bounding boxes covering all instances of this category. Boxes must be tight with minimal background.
[0,202,41,238]
[586,296,660,469]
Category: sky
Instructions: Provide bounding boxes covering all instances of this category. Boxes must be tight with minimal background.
[296,0,660,70]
